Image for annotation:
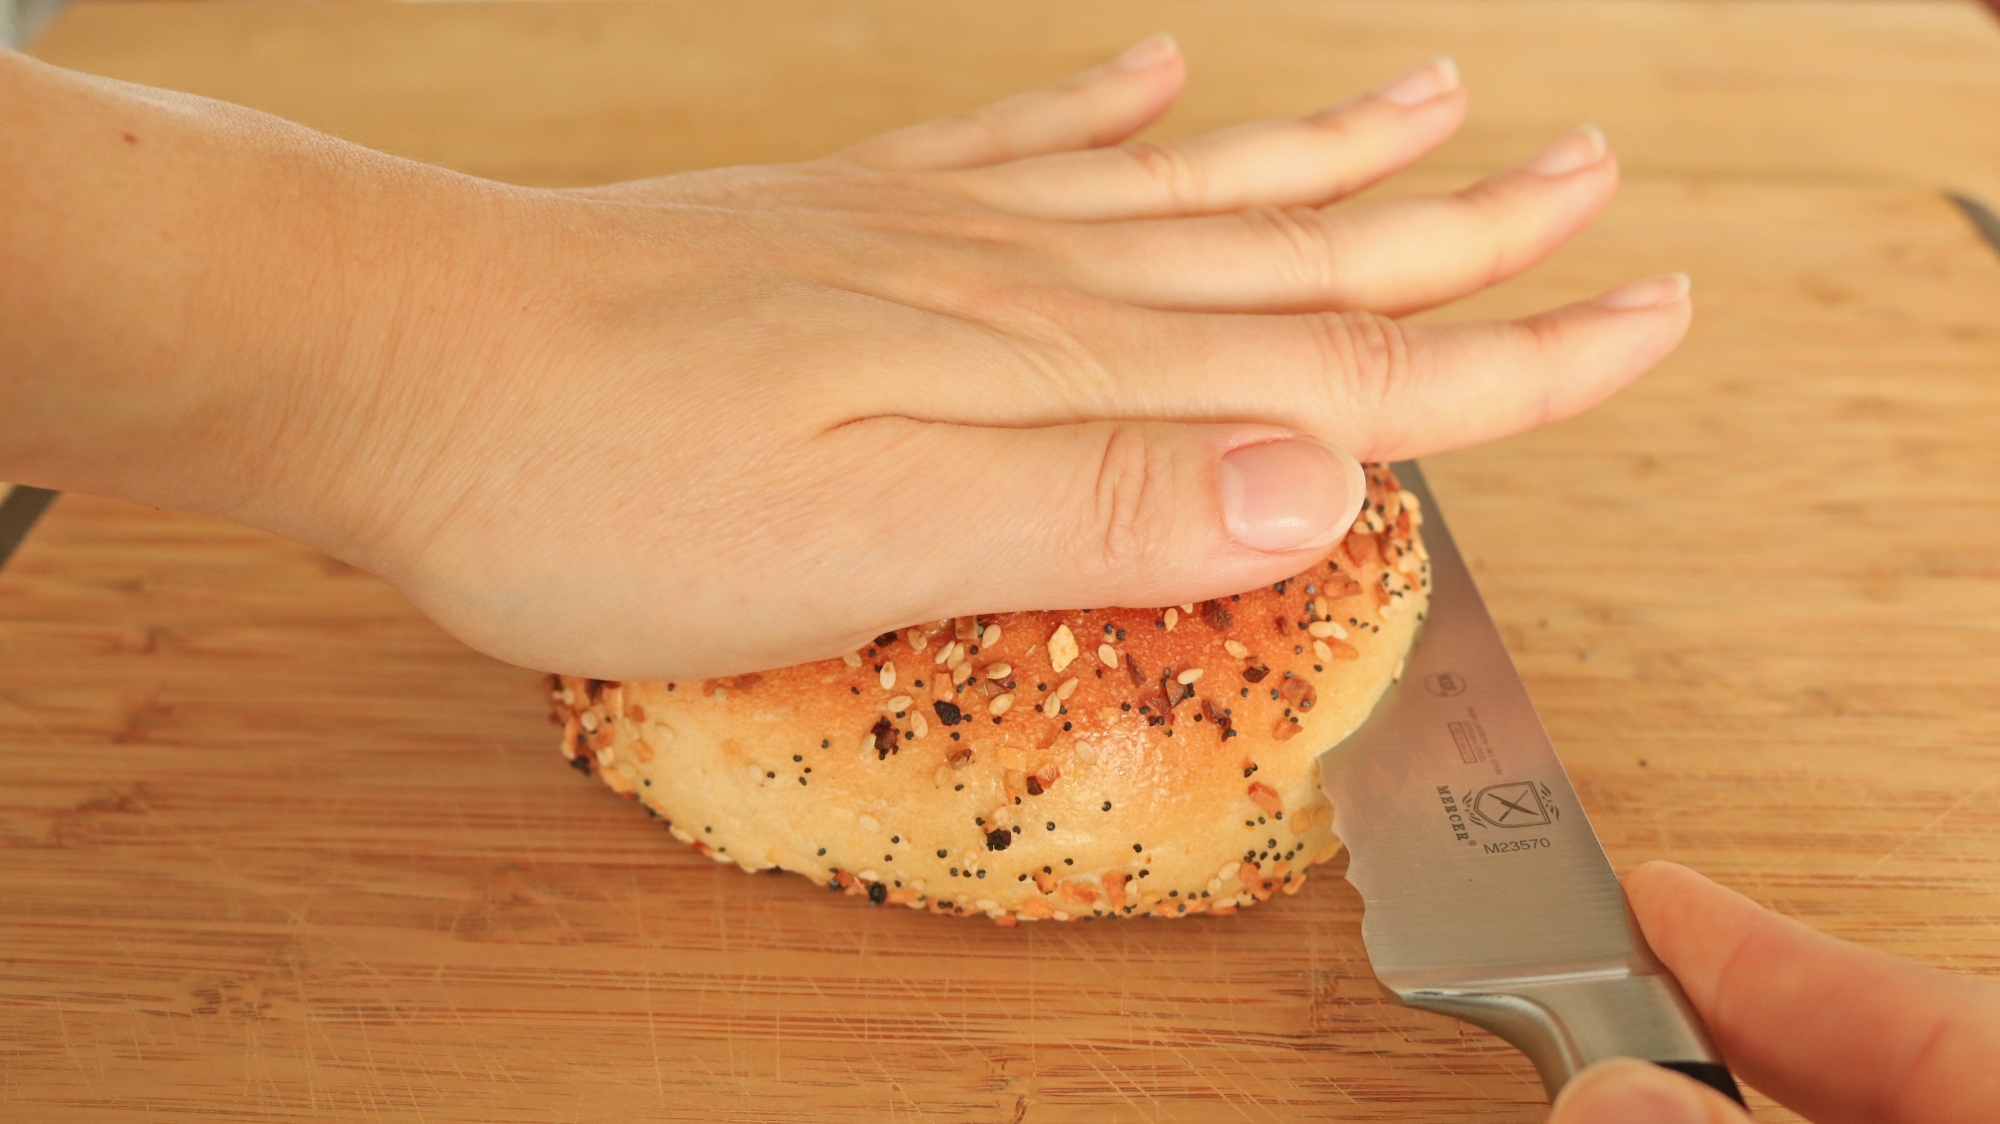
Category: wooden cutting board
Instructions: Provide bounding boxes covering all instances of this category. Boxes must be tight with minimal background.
[5,3,2000,1121]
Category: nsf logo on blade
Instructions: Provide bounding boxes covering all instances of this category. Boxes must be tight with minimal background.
[1466,781,1561,829]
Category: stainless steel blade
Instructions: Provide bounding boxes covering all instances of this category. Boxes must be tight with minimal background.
[1318,461,1731,1099]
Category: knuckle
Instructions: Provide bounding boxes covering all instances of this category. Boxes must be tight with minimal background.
[956,105,1022,162]
[1240,206,1345,297]
[1448,187,1517,289]
[1084,423,1186,578]
[1120,142,1207,211]
[1516,317,1567,429]
[1299,110,1370,158]
[1315,311,1413,405]
[1306,312,1421,454]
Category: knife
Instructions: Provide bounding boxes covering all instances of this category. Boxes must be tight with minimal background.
[1318,461,1745,1106]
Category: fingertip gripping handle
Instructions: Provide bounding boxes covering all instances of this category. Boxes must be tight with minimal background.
[1655,1061,1747,1107]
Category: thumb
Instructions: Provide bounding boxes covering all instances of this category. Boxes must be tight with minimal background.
[850,417,1368,620]
[1548,1059,1752,1124]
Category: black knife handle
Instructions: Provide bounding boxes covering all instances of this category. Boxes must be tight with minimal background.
[0,485,57,570]
[1655,1061,1747,1107]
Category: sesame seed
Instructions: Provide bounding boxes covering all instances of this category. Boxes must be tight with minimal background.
[1313,639,1334,662]
[1097,644,1120,669]
[1176,668,1204,685]
[1164,607,1179,631]
[983,662,1012,680]
[843,651,862,668]
[988,693,1015,717]
[1224,639,1249,658]
[886,694,913,712]
[879,663,897,690]
[859,814,881,832]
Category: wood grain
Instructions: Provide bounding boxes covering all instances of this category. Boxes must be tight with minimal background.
[6,2,2000,1121]
[30,0,2000,200]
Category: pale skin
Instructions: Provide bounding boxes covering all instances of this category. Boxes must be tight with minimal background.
[4,37,1994,1120]
[1555,863,2000,1124]
[3,36,1682,679]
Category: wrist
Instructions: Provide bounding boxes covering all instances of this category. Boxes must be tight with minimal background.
[0,52,520,567]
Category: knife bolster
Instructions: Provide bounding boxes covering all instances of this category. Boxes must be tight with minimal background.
[1394,972,1733,1101]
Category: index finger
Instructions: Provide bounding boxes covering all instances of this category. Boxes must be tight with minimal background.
[1625,861,2000,1124]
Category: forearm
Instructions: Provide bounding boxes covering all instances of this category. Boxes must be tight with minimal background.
[0,49,484,547]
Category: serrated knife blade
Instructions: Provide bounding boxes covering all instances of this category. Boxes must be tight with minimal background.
[1318,461,1744,1105]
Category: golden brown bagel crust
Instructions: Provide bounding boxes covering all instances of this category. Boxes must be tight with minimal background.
[547,465,1428,924]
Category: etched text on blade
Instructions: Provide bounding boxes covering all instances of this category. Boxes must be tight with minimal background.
[1320,462,1645,985]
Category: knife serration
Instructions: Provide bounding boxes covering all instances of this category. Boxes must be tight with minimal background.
[1317,461,1738,1102]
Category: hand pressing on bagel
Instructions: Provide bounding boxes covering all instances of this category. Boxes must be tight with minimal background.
[0,38,1688,679]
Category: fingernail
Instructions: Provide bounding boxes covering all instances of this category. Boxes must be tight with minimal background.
[1218,438,1366,553]
[1114,32,1179,71]
[1593,272,1692,310]
[1549,1060,1715,1124]
[1524,124,1608,176]
[1373,56,1460,107]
